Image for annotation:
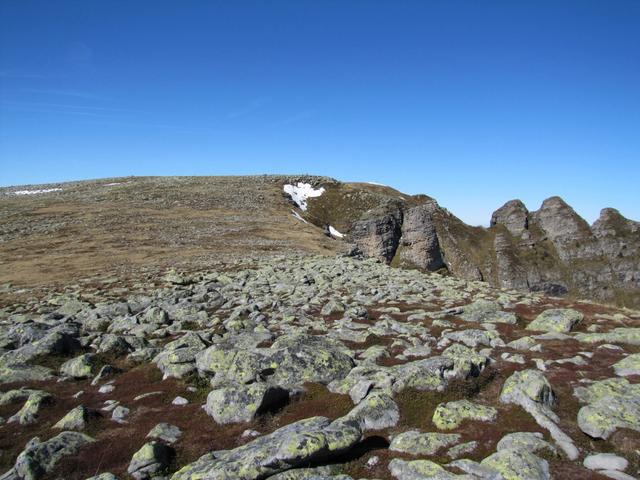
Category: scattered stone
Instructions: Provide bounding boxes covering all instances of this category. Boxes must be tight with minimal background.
[388,458,464,479]
[99,383,115,394]
[127,441,173,480]
[204,382,289,424]
[53,405,88,430]
[111,405,130,423]
[575,378,640,439]
[613,353,640,377]
[133,391,162,401]
[171,416,362,479]
[432,400,497,430]
[10,432,94,480]
[496,432,556,456]
[60,353,96,379]
[583,453,628,472]
[8,391,53,425]
[389,430,461,456]
[146,423,182,444]
[447,441,478,459]
[526,308,583,333]
[458,299,518,324]
[343,391,399,430]
[481,448,550,480]
[500,370,578,460]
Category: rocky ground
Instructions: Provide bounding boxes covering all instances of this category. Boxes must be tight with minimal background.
[2,254,640,480]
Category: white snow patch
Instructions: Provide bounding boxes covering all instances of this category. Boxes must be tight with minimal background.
[11,188,62,196]
[291,210,308,224]
[366,181,388,187]
[103,182,123,186]
[329,226,344,238]
[283,183,325,211]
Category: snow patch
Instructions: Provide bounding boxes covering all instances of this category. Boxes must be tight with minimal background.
[283,182,325,211]
[103,182,123,186]
[366,181,387,187]
[11,188,62,196]
[291,210,308,224]
[329,226,344,238]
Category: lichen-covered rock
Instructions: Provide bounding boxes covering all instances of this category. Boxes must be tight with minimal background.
[441,343,490,378]
[8,391,52,425]
[447,441,477,459]
[0,388,41,405]
[458,300,518,324]
[393,356,454,392]
[327,364,396,397]
[499,370,555,408]
[195,344,267,385]
[171,416,362,480]
[481,448,550,480]
[53,405,88,430]
[147,423,182,444]
[575,327,640,345]
[526,309,583,333]
[95,334,134,356]
[496,432,556,456]
[613,353,640,377]
[204,382,289,424]
[389,430,460,456]
[499,370,578,460]
[127,441,173,480]
[269,465,349,479]
[0,364,53,384]
[60,353,95,379]
[506,336,537,350]
[388,458,466,479]
[432,400,497,430]
[268,334,356,387]
[575,378,640,439]
[441,329,502,348]
[12,431,94,480]
[142,306,169,325]
[84,473,119,480]
[343,391,399,430]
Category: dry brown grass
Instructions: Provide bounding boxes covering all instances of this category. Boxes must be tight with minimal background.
[0,176,342,306]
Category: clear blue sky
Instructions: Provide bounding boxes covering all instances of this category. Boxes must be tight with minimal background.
[1,1,639,225]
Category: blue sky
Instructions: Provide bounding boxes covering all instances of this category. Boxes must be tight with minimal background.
[1,1,639,226]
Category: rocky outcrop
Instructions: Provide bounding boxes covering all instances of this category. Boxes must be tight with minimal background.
[349,202,403,263]
[490,199,529,237]
[394,202,445,271]
[331,184,639,307]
